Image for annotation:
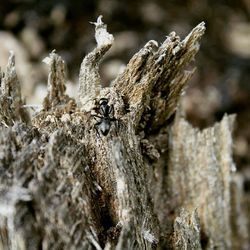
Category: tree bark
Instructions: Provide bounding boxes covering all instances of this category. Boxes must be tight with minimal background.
[0,16,249,250]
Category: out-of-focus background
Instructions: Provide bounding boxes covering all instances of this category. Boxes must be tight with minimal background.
[0,1,249,180]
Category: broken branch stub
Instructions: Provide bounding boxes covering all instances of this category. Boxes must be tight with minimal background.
[0,17,249,250]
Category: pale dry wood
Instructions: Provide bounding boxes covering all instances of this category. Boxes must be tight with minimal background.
[0,51,30,127]
[113,23,205,130]
[78,16,114,112]
[167,114,236,249]
[0,16,249,250]
[42,51,73,110]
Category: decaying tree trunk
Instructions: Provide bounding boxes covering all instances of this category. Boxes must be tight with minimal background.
[0,16,249,250]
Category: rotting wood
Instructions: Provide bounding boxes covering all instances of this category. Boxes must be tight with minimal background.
[0,16,249,250]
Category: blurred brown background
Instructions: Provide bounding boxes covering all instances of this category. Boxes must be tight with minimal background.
[0,0,249,185]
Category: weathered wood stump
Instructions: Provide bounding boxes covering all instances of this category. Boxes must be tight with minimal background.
[0,16,249,250]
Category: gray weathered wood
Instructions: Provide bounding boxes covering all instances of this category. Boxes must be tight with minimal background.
[0,16,249,250]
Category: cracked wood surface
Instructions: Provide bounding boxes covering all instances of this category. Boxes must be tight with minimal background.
[0,16,249,250]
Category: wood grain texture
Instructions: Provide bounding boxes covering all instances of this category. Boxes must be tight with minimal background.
[0,16,248,250]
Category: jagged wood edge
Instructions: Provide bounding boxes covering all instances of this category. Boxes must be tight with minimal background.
[0,16,248,250]
[78,15,114,111]
[113,22,205,131]
[166,114,241,249]
[0,51,30,126]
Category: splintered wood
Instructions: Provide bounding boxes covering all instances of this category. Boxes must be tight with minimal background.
[0,16,249,250]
